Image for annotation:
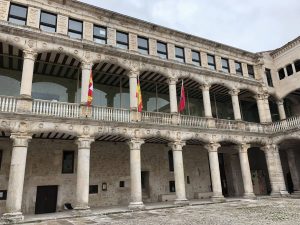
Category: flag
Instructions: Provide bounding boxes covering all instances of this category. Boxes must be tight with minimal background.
[136,77,143,112]
[87,70,93,107]
[178,80,186,113]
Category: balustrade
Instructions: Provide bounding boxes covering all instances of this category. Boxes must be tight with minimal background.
[0,96,17,113]
[141,111,172,125]
[92,106,130,123]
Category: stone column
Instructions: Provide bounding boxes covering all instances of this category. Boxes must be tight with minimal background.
[277,100,286,120]
[75,137,94,210]
[292,63,297,74]
[200,84,212,117]
[80,63,93,104]
[262,145,289,197]
[263,94,272,122]
[127,138,145,210]
[168,141,189,205]
[20,51,37,98]
[229,89,242,120]
[168,78,178,114]
[204,143,225,202]
[255,94,272,123]
[286,149,300,195]
[2,134,31,223]
[129,70,138,110]
[238,144,256,199]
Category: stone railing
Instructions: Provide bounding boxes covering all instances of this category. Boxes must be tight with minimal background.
[141,111,173,125]
[92,106,130,123]
[180,115,209,128]
[267,116,300,133]
[0,95,17,113]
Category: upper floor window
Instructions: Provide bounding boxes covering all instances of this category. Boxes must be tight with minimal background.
[235,61,243,75]
[8,3,27,25]
[192,50,201,66]
[116,31,129,49]
[68,19,83,39]
[247,64,255,78]
[138,36,149,55]
[207,54,216,70]
[295,60,300,72]
[157,41,167,59]
[221,58,230,73]
[175,46,185,63]
[94,25,106,44]
[265,68,273,87]
[286,64,293,76]
[40,11,57,33]
[278,68,285,80]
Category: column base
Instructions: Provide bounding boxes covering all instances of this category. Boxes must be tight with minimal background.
[280,190,290,197]
[243,192,256,199]
[270,190,289,197]
[1,212,24,224]
[128,202,145,211]
[291,191,300,198]
[174,199,189,206]
[211,195,226,203]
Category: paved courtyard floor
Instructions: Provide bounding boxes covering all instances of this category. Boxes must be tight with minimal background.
[22,198,300,225]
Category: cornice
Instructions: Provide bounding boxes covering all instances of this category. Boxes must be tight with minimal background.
[270,36,300,59]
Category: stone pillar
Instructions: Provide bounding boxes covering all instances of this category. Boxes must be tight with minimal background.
[168,78,178,114]
[277,100,287,120]
[129,70,138,110]
[255,94,272,123]
[167,43,175,60]
[80,63,92,104]
[129,33,138,52]
[127,138,145,210]
[204,143,225,202]
[168,141,189,205]
[286,149,300,195]
[238,144,256,199]
[57,15,68,35]
[2,134,31,223]
[0,0,10,21]
[184,48,192,64]
[292,63,297,74]
[229,89,242,120]
[75,137,94,210]
[262,145,289,197]
[107,28,116,46]
[200,52,208,68]
[26,7,40,28]
[200,84,212,118]
[83,21,93,41]
[263,94,272,123]
[20,51,37,98]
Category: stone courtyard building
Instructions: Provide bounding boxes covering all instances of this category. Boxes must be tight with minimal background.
[0,0,300,223]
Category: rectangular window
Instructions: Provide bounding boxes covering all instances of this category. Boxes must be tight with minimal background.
[62,151,74,174]
[221,58,230,73]
[40,11,57,33]
[247,64,255,78]
[119,181,125,188]
[0,150,2,170]
[235,61,243,75]
[175,46,185,63]
[8,3,27,25]
[116,31,129,49]
[278,68,285,80]
[207,54,216,70]
[286,64,293,76]
[0,190,7,200]
[89,185,98,194]
[192,50,201,66]
[68,19,83,39]
[295,60,300,72]
[93,25,107,44]
[169,181,176,192]
[157,41,168,59]
[137,36,149,55]
[265,68,273,87]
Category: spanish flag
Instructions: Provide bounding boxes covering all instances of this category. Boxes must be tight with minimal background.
[87,70,93,107]
[136,77,143,112]
[178,80,186,113]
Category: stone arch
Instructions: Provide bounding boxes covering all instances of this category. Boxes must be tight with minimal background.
[281,87,300,100]
[214,135,243,145]
[91,56,132,74]
[140,64,171,80]
[207,80,234,91]
[273,133,300,145]
[0,34,27,52]
[181,133,211,144]
[140,129,176,143]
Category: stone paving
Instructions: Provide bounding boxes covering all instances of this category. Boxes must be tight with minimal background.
[24,198,300,225]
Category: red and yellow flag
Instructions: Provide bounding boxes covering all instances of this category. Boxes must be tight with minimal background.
[136,77,143,112]
[87,70,93,107]
[178,80,186,113]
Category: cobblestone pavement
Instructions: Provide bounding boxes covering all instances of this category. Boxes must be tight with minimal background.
[26,198,300,225]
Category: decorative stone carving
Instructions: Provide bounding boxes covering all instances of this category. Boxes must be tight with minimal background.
[204,143,221,152]
[238,143,250,153]
[27,7,40,28]
[23,50,37,61]
[127,138,144,150]
[168,141,185,151]
[10,134,32,147]
[76,137,94,149]
[200,84,211,91]
[168,77,178,85]
[228,89,240,96]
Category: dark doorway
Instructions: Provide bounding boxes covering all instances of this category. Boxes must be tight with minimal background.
[218,153,228,196]
[35,185,58,214]
[141,171,150,199]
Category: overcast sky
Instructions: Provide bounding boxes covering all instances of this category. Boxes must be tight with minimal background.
[79,0,300,53]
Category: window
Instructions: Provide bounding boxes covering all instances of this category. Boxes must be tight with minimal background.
[0,150,2,170]
[221,58,230,73]
[265,68,273,87]
[169,181,175,192]
[8,3,27,25]
[207,54,216,70]
[286,64,293,76]
[247,65,255,78]
[89,185,98,194]
[68,19,83,39]
[235,61,243,75]
[119,181,125,188]
[138,36,149,55]
[175,46,185,63]
[278,68,285,80]
[116,31,129,49]
[0,190,7,200]
[62,151,74,174]
[93,25,106,44]
[192,50,201,66]
[168,150,174,172]
[187,176,190,184]
[40,11,57,33]
[295,60,300,72]
[157,41,168,59]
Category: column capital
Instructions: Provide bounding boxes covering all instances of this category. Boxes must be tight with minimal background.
[229,89,240,96]
[168,77,178,85]
[81,62,93,70]
[76,137,94,149]
[128,70,139,78]
[276,100,284,105]
[127,138,144,150]
[168,141,186,151]
[261,144,278,153]
[204,142,221,152]
[254,93,264,100]
[10,134,32,147]
[200,84,211,91]
[238,143,250,153]
[23,50,37,61]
